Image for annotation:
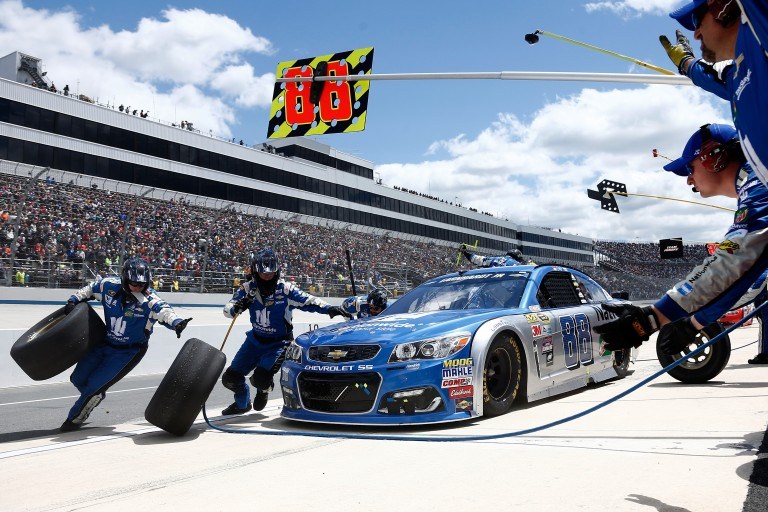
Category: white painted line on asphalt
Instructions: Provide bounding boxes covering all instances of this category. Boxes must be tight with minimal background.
[0,386,158,406]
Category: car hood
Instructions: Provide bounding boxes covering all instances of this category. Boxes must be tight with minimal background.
[299,309,524,346]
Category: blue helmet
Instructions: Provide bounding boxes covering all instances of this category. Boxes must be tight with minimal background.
[121,257,151,292]
[251,249,280,275]
[251,249,280,296]
[366,288,388,313]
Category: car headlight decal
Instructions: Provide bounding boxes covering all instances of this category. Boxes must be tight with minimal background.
[389,333,470,363]
[285,341,302,363]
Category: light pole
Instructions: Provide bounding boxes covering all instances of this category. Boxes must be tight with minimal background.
[8,166,48,286]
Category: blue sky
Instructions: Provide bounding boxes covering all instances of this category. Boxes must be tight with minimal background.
[3,1,735,243]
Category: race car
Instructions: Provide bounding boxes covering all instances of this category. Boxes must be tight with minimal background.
[279,264,633,425]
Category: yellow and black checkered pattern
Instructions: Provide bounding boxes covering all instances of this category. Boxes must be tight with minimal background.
[268,47,374,139]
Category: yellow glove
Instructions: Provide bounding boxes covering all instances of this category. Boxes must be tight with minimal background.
[659,30,695,75]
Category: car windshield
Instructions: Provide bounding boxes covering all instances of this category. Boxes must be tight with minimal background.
[385,272,528,314]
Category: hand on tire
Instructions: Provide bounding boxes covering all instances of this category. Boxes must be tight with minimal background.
[657,318,699,355]
[63,301,77,314]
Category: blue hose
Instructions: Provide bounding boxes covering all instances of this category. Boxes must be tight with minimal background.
[202,302,765,442]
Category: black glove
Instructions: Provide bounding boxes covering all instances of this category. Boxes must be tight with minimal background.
[64,300,77,314]
[174,318,192,338]
[594,303,659,351]
[460,244,473,262]
[657,318,699,356]
[232,297,251,315]
[660,30,695,74]
[328,306,352,319]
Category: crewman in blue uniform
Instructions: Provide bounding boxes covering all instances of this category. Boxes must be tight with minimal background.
[341,288,388,319]
[460,245,526,268]
[60,257,191,431]
[660,0,768,187]
[220,249,351,415]
[596,124,768,359]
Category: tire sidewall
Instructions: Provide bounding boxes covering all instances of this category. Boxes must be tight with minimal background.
[656,323,731,384]
[482,335,522,417]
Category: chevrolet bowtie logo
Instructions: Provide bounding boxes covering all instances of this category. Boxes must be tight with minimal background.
[327,349,348,360]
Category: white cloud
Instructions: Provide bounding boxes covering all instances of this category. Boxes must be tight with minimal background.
[0,0,274,139]
[584,0,681,17]
[377,84,735,243]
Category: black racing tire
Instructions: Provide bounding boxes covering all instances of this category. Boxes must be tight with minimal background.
[10,302,104,380]
[482,334,523,417]
[656,322,731,384]
[612,348,631,378]
[145,338,226,436]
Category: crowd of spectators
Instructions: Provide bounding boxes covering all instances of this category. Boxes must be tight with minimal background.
[1,174,463,293]
[1,174,720,300]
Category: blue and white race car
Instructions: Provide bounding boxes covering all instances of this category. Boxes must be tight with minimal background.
[280,264,632,425]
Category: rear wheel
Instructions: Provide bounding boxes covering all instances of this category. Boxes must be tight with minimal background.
[483,335,523,416]
[612,348,631,378]
[656,322,731,384]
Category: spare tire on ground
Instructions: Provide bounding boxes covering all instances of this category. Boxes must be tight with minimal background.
[10,302,105,381]
[145,338,226,436]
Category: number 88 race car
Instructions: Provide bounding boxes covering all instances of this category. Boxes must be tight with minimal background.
[279,264,633,425]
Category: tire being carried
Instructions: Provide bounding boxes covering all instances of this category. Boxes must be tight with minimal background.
[145,338,226,436]
[10,302,104,381]
[656,322,731,384]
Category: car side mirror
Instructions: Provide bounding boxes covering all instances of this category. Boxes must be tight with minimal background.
[611,291,629,300]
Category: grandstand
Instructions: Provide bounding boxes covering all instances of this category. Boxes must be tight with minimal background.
[0,51,710,300]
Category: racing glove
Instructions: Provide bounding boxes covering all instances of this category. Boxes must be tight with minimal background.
[328,306,352,319]
[594,303,659,351]
[232,297,251,315]
[63,300,78,314]
[173,317,193,339]
[659,30,695,75]
[657,317,699,356]
[460,244,473,262]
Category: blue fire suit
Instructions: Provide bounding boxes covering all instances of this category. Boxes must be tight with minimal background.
[342,295,375,319]
[66,277,184,424]
[686,1,768,186]
[655,164,768,326]
[223,279,333,408]
[469,254,521,268]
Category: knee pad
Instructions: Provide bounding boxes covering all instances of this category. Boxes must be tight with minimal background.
[221,368,246,392]
[249,367,273,390]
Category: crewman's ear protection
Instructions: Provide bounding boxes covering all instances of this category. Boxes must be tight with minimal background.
[698,124,731,173]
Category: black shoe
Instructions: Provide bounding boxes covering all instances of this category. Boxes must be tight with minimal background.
[252,389,270,411]
[221,402,251,416]
[59,419,82,432]
[748,354,768,365]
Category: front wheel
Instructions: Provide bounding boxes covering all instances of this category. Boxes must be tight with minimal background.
[656,322,731,384]
[482,335,523,416]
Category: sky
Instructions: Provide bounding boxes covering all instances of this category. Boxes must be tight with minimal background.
[0,0,737,244]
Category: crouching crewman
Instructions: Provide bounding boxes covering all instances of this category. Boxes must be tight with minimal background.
[220,248,351,415]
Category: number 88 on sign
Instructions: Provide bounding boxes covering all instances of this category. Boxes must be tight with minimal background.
[268,47,374,139]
